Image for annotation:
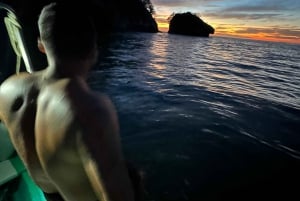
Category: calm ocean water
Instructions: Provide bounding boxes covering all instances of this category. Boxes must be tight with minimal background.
[88,33,300,201]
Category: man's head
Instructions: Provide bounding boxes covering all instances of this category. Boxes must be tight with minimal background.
[38,3,97,63]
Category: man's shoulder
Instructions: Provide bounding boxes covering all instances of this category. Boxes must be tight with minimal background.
[0,71,45,93]
[0,72,32,88]
[0,72,42,122]
[0,72,40,101]
[39,78,114,116]
[37,78,117,133]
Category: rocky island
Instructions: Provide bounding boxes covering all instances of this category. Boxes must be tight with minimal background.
[168,12,214,37]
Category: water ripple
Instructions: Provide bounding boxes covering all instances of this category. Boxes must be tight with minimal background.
[88,33,300,200]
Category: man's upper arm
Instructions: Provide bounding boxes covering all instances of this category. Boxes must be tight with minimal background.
[77,95,135,201]
[0,73,29,123]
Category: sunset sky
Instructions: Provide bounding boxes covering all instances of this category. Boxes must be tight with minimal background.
[151,0,300,44]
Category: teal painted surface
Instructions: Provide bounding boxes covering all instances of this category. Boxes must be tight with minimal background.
[0,125,46,201]
[11,172,46,201]
[0,123,14,161]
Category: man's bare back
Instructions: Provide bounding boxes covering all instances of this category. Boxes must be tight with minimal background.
[0,2,135,201]
[0,69,135,200]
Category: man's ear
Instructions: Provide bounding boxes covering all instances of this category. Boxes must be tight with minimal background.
[37,38,46,54]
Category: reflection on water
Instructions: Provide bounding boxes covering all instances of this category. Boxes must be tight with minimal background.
[149,35,168,77]
[89,33,300,201]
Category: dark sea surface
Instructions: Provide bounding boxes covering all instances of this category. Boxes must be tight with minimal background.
[88,33,300,201]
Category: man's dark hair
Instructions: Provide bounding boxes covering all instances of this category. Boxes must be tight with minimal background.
[38,3,97,60]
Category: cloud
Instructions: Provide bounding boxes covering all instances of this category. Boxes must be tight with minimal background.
[204,12,282,20]
[153,0,300,24]
[152,0,300,42]
[221,5,283,12]
[202,0,297,18]
[235,27,300,38]
[151,0,221,7]
[215,25,300,40]
[219,0,300,12]
[203,5,297,22]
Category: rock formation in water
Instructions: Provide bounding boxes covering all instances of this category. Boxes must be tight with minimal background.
[0,0,158,69]
[168,12,214,37]
[113,0,158,32]
[1,0,158,33]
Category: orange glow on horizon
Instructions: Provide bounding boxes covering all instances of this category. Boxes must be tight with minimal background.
[157,23,169,32]
[154,15,300,45]
[216,31,300,45]
[154,14,169,32]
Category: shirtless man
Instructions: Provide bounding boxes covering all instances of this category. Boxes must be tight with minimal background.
[0,3,135,201]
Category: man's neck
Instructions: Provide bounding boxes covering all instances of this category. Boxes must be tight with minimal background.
[44,59,90,80]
